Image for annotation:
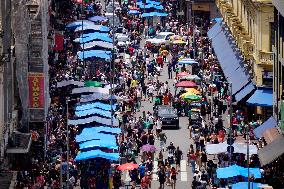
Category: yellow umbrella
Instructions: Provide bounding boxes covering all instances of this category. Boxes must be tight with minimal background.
[173,40,186,44]
[186,88,201,95]
[181,91,194,98]
[170,35,182,41]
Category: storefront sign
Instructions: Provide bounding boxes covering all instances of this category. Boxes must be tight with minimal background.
[54,34,64,51]
[192,3,210,12]
[28,73,44,108]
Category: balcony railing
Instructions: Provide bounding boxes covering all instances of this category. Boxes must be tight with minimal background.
[259,51,274,65]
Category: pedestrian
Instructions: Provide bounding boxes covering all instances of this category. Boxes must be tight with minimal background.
[158,167,166,189]
[170,167,177,189]
[165,163,171,186]
[174,146,183,172]
[141,171,152,189]
[167,63,172,79]
[159,131,167,151]
[189,152,197,173]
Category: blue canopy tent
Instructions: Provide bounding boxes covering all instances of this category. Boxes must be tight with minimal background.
[137,0,161,5]
[141,12,168,17]
[128,10,140,15]
[232,182,261,189]
[216,165,261,179]
[253,116,277,138]
[75,25,109,32]
[76,131,117,143]
[247,88,273,107]
[77,50,111,60]
[88,16,108,22]
[81,41,113,50]
[77,126,121,139]
[79,139,118,150]
[75,150,119,161]
[66,20,95,28]
[68,115,119,126]
[75,108,112,118]
[74,32,112,43]
[76,102,116,111]
[142,4,164,10]
[80,92,122,103]
[211,18,222,22]
[178,58,199,65]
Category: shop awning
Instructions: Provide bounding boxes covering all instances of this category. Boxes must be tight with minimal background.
[74,25,109,32]
[253,116,277,138]
[79,139,118,150]
[76,102,116,111]
[216,164,261,179]
[68,115,119,126]
[75,149,119,161]
[76,131,117,143]
[75,108,112,118]
[6,132,32,154]
[205,142,258,155]
[258,135,284,166]
[56,80,84,88]
[72,86,110,95]
[263,128,280,144]
[247,88,273,107]
[207,21,255,101]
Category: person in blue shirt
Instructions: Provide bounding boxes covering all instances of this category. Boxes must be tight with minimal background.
[139,163,146,179]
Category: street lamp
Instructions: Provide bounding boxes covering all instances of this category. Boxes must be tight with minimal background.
[247,125,250,189]
[66,97,70,189]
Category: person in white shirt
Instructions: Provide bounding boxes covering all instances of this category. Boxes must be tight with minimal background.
[147,83,155,102]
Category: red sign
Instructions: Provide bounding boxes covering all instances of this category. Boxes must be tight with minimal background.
[54,34,64,51]
[28,73,44,108]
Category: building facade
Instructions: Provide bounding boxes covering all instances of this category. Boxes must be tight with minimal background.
[0,0,49,168]
[211,0,274,119]
[272,0,284,133]
[183,0,218,23]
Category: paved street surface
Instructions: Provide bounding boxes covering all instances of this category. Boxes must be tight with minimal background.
[119,43,195,188]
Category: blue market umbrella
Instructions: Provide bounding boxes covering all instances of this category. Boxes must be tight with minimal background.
[128,10,140,15]
[211,17,222,22]
[178,58,198,65]
[88,16,108,22]
[75,25,109,32]
[74,32,112,43]
[143,4,164,10]
[137,0,161,5]
[77,50,112,60]
[66,20,94,28]
[142,12,168,17]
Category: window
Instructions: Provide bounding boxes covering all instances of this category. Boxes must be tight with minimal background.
[270,22,275,52]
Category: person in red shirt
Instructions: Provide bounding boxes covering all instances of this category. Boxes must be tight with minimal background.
[156,55,164,68]
[163,94,169,105]
[128,46,135,57]
[141,173,151,189]
[170,167,178,189]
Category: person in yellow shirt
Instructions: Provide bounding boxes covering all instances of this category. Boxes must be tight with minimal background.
[161,49,168,62]
[131,79,138,88]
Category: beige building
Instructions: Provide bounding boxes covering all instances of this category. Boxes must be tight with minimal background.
[208,0,274,119]
[272,0,284,133]
[216,0,274,87]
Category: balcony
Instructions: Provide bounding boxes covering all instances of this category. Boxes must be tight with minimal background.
[258,51,274,65]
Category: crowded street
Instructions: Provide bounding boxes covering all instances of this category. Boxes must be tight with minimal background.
[1,0,282,189]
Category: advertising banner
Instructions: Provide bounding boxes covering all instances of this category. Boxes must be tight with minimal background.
[54,34,64,51]
[28,73,44,109]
